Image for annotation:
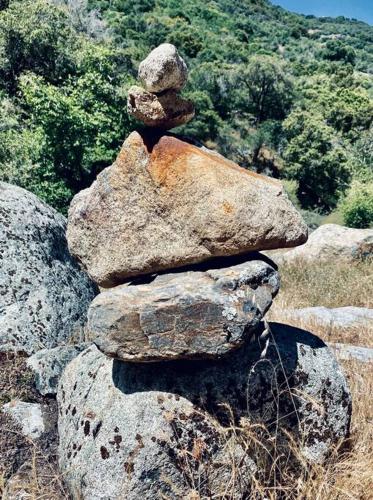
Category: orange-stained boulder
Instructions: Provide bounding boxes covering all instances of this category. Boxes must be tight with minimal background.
[67,131,308,287]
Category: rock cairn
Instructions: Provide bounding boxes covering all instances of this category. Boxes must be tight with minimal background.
[60,44,351,499]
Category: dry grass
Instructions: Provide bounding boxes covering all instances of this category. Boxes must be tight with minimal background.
[176,360,373,500]
[0,352,67,499]
[0,352,39,405]
[275,259,373,310]
[268,259,373,347]
[0,414,68,499]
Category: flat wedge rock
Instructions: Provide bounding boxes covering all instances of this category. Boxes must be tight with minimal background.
[127,85,195,129]
[87,256,280,362]
[67,131,308,287]
[138,43,188,92]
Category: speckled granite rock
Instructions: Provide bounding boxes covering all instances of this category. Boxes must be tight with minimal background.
[268,224,373,264]
[0,183,97,354]
[138,43,188,93]
[280,306,373,331]
[67,131,307,287]
[27,343,90,395]
[127,85,195,129]
[2,401,45,439]
[329,343,373,363]
[58,323,351,499]
[87,256,279,362]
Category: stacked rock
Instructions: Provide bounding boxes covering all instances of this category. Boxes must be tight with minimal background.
[58,44,351,500]
[127,43,195,129]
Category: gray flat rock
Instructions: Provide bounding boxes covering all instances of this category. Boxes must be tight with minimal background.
[329,342,373,363]
[282,306,373,329]
[269,224,373,264]
[87,256,280,361]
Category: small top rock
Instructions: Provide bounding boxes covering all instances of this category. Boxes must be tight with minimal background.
[138,43,188,93]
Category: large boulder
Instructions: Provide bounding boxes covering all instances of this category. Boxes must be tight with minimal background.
[138,43,188,93]
[0,182,97,354]
[67,131,308,287]
[127,85,195,129]
[87,255,280,362]
[58,323,351,500]
[270,224,373,264]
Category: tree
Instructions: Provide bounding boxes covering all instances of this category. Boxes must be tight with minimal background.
[52,0,109,39]
[19,43,133,194]
[233,55,294,124]
[0,0,134,211]
[348,128,373,183]
[322,40,356,65]
[0,100,72,211]
[300,74,373,137]
[0,0,78,92]
[282,109,350,210]
[340,181,373,228]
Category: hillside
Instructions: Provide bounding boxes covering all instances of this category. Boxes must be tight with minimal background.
[0,0,372,225]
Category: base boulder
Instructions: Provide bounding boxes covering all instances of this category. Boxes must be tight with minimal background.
[58,323,351,499]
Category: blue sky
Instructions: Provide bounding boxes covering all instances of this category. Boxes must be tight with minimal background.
[273,1,373,25]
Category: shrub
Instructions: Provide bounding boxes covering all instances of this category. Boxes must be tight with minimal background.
[340,181,373,228]
[282,179,300,207]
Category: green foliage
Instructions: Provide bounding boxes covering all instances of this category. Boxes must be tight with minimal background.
[282,179,300,208]
[0,106,72,211]
[0,0,78,92]
[283,109,350,210]
[300,72,373,138]
[340,181,373,228]
[347,128,373,183]
[321,39,356,65]
[0,0,134,211]
[180,90,222,141]
[0,0,372,216]
[232,55,294,123]
[19,50,131,192]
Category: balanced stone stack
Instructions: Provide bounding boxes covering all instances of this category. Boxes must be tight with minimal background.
[127,43,195,129]
[59,45,351,499]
